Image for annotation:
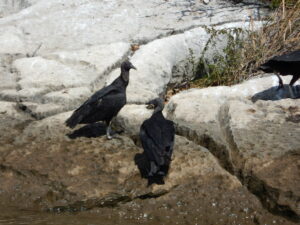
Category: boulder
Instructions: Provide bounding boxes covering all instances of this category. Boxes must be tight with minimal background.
[0,101,33,145]
[165,76,300,220]
[14,56,98,89]
[0,0,268,53]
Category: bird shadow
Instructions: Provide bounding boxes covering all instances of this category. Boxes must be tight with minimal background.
[67,123,107,139]
[251,84,300,102]
[134,153,169,186]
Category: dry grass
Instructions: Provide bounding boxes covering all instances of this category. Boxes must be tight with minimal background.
[165,0,300,100]
[244,0,300,74]
[188,0,299,89]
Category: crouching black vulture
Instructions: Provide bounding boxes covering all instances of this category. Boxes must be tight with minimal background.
[139,98,175,183]
[259,50,300,89]
[65,60,136,139]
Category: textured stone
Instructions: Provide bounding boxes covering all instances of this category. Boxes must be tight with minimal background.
[165,76,300,219]
[42,87,92,108]
[14,56,98,89]
[0,26,27,54]
[0,0,268,53]
[114,104,153,136]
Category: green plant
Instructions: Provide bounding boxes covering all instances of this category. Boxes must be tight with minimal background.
[192,27,247,87]
[191,0,300,88]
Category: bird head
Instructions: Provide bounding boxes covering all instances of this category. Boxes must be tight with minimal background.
[146,98,164,112]
[259,58,278,73]
[121,60,137,71]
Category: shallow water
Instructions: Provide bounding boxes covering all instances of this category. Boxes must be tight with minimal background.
[0,206,138,225]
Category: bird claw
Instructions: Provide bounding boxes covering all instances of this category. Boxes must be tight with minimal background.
[106,134,113,140]
[276,85,283,90]
[157,171,166,176]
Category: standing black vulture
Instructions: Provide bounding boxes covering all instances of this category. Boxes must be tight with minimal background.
[65,60,136,139]
[259,50,300,89]
[139,98,175,181]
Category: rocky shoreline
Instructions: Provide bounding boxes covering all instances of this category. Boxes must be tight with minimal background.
[0,0,299,224]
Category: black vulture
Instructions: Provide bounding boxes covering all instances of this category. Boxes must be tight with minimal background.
[259,50,300,89]
[65,60,136,139]
[139,98,175,181]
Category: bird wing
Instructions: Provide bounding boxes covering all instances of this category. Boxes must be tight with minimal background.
[65,84,118,128]
[140,117,175,164]
[76,85,118,112]
[273,50,300,62]
[161,120,175,159]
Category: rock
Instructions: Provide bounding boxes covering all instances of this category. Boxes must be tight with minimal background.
[42,87,92,109]
[0,132,240,211]
[0,0,267,113]
[0,26,27,54]
[47,42,130,75]
[14,56,98,89]
[0,101,33,144]
[0,0,268,53]
[0,132,295,224]
[14,111,72,144]
[114,21,263,103]
[114,104,153,136]
[17,102,66,120]
[165,76,300,220]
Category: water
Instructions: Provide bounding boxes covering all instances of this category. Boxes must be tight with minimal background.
[0,207,130,225]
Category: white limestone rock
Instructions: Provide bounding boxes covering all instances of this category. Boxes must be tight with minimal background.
[165,76,300,217]
[14,56,98,89]
[47,42,130,75]
[122,21,263,103]
[114,104,153,136]
[0,0,268,53]
[43,87,92,109]
[0,26,27,54]
[17,101,65,119]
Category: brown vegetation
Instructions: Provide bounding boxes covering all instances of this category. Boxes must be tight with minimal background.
[168,0,300,94]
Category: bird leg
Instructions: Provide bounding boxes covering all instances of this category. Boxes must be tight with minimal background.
[289,75,299,86]
[288,85,296,99]
[106,122,113,140]
[276,74,284,90]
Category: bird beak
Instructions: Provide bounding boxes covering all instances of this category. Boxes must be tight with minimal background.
[146,104,155,109]
[259,65,272,73]
[131,65,137,70]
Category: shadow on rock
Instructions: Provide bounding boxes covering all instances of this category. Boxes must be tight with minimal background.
[67,123,107,139]
[252,85,300,102]
[134,153,169,186]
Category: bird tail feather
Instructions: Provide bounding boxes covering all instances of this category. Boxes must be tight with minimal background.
[65,107,87,128]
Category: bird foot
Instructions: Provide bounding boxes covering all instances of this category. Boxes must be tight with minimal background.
[157,171,166,176]
[106,134,113,140]
[288,85,296,99]
[106,125,113,140]
[276,85,283,90]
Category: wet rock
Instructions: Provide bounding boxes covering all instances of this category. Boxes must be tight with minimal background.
[0,134,238,211]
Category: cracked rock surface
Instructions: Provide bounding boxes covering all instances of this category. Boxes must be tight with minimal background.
[0,0,298,224]
[165,77,300,222]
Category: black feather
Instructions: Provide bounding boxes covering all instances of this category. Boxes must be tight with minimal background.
[65,61,135,129]
[139,98,175,181]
